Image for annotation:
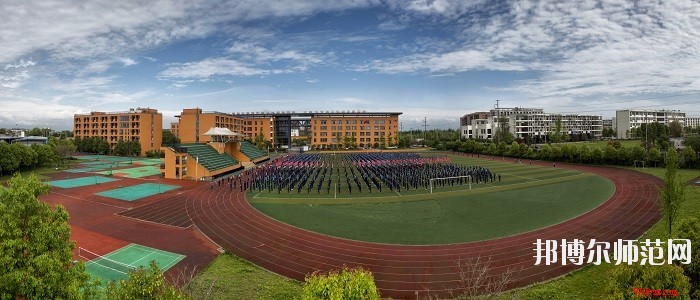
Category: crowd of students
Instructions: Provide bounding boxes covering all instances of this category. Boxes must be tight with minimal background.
[234,153,495,195]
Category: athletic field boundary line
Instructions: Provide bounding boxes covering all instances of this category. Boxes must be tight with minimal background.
[51,191,129,210]
[191,223,225,253]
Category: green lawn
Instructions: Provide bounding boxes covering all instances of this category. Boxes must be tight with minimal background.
[0,166,62,184]
[187,253,301,300]
[498,167,700,300]
[250,154,614,244]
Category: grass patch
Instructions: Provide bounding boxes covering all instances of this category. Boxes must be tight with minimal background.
[0,166,63,184]
[187,253,301,300]
[251,175,613,244]
[500,167,700,300]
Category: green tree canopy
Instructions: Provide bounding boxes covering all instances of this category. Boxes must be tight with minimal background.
[105,261,187,300]
[0,174,98,299]
[661,148,686,237]
[162,130,180,146]
[301,267,380,300]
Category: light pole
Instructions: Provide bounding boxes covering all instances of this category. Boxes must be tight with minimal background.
[195,156,199,181]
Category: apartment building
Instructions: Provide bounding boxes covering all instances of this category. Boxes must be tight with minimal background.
[173,108,245,143]
[73,107,162,155]
[615,109,686,139]
[310,112,400,149]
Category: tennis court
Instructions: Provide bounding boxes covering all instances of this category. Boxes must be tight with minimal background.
[80,243,186,284]
[96,183,180,201]
[95,165,161,178]
[48,176,118,188]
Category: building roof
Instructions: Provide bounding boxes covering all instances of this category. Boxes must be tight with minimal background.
[203,127,243,136]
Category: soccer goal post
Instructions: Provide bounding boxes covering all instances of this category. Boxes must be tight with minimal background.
[429,175,472,193]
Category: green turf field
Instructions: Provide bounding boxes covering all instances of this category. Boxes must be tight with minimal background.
[249,153,614,244]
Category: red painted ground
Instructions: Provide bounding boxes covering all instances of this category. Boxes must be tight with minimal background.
[123,156,661,299]
[49,156,661,299]
[42,172,219,283]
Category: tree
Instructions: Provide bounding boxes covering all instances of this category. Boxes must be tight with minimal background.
[162,130,180,147]
[682,146,697,168]
[301,267,380,300]
[660,148,686,237]
[607,263,690,299]
[105,261,187,300]
[114,139,126,156]
[647,148,662,167]
[27,127,44,136]
[97,138,110,155]
[32,144,56,167]
[254,130,265,149]
[604,145,618,165]
[676,218,700,299]
[684,135,700,155]
[669,120,683,138]
[579,145,592,164]
[53,138,76,167]
[0,174,99,298]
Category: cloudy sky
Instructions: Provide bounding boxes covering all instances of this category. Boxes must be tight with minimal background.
[1,0,699,130]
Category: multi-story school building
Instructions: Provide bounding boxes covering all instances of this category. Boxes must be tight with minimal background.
[169,109,401,149]
[73,107,162,155]
[460,107,602,141]
[615,109,686,139]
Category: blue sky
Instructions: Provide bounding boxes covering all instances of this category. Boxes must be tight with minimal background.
[1,0,699,130]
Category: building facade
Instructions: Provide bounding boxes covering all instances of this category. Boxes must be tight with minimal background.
[460,107,602,141]
[459,112,492,139]
[173,108,244,143]
[615,109,686,139]
[309,112,400,149]
[73,107,162,155]
[686,117,700,129]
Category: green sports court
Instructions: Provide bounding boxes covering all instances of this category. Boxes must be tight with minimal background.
[48,176,119,188]
[79,243,185,284]
[96,183,180,201]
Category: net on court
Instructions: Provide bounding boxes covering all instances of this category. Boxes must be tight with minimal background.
[48,176,118,188]
[79,243,186,285]
[96,183,180,201]
[95,165,161,178]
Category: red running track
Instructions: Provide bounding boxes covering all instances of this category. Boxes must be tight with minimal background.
[125,160,661,299]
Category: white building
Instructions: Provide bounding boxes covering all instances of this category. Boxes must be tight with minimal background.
[460,107,602,141]
[615,109,686,139]
[686,117,700,129]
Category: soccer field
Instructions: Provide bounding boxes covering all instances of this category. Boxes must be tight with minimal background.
[249,153,615,244]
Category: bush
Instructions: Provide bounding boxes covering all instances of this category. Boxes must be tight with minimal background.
[676,218,700,299]
[301,267,380,300]
[607,263,690,299]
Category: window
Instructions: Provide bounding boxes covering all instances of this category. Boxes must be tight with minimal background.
[320,138,327,142]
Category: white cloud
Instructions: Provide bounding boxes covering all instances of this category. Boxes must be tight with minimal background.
[0,97,85,126]
[120,58,137,66]
[367,0,700,98]
[159,58,271,79]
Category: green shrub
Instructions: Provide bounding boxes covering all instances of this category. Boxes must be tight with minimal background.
[301,267,380,300]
